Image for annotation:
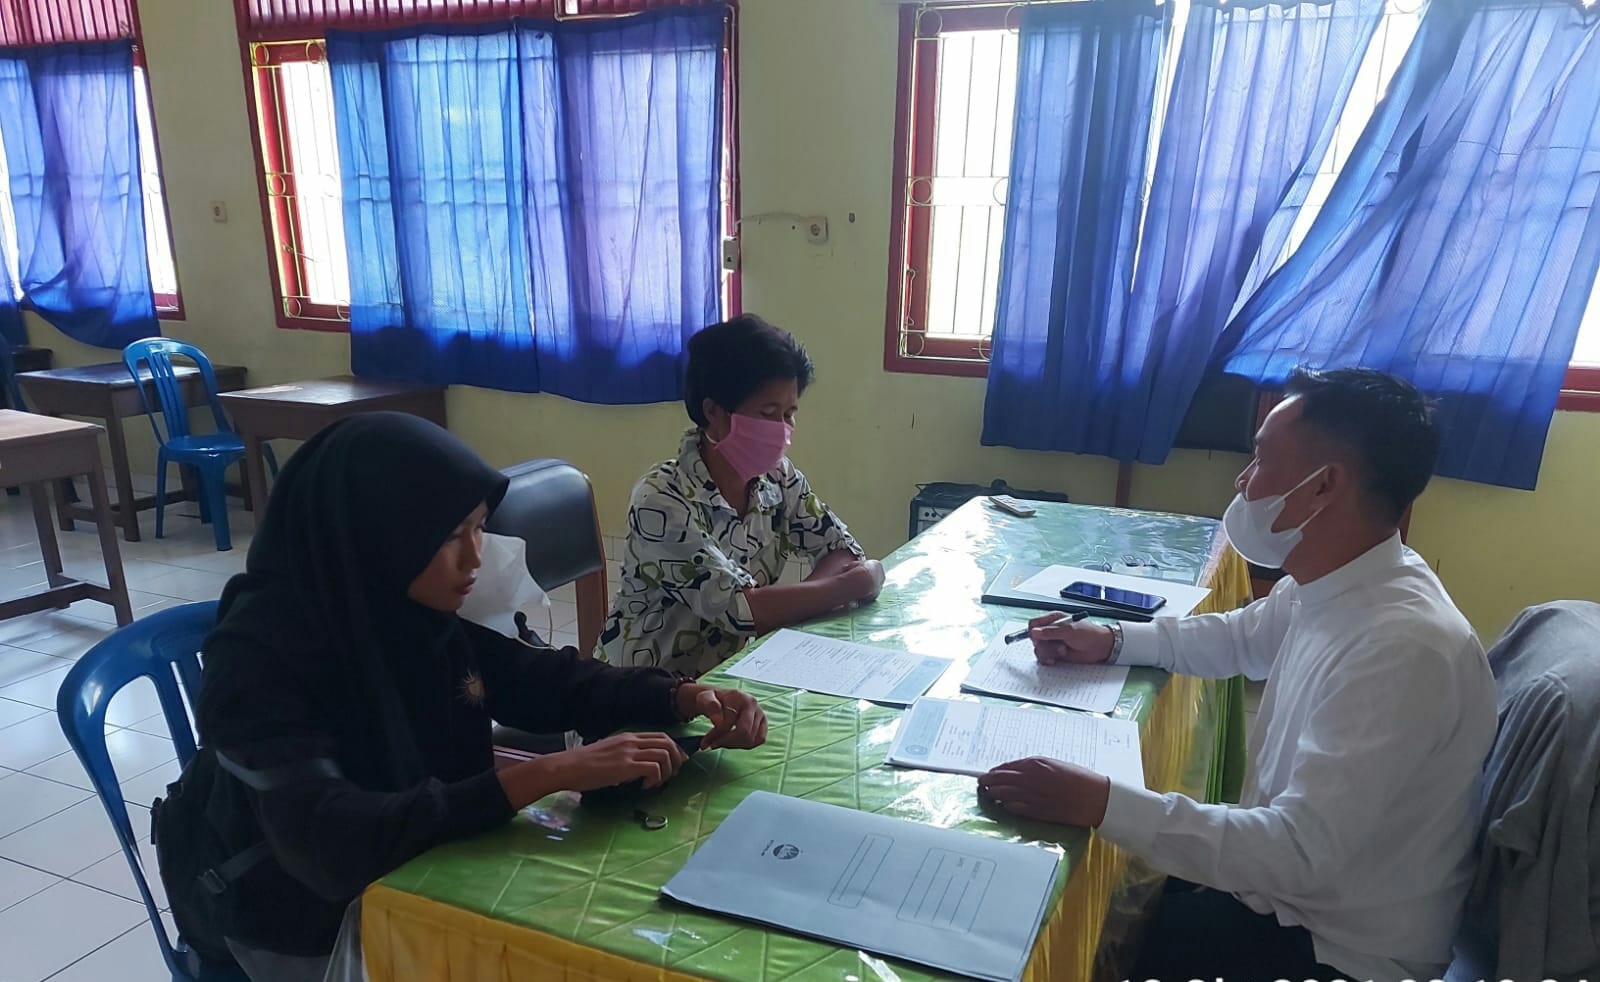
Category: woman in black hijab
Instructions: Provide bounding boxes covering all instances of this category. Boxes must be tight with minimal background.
[160,413,766,979]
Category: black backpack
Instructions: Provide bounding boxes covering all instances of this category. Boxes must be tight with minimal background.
[150,748,266,972]
[153,747,348,967]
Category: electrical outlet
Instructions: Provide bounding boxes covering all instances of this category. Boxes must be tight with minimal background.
[209,201,228,223]
[804,216,829,245]
[721,235,741,272]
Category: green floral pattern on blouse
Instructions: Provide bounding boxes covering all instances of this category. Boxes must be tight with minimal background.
[597,429,864,675]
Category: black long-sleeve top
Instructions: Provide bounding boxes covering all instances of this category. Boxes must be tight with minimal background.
[188,621,679,956]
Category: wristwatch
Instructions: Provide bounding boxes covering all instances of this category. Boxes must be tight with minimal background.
[1107,622,1124,664]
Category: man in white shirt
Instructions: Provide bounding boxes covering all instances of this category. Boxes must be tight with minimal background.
[979,368,1496,982]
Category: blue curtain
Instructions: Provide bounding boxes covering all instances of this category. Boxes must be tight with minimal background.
[0,41,156,349]
[1107,0,1384,462]
[981,1,1170,451]
[1219,0,1600,489]
[329,9,724,404]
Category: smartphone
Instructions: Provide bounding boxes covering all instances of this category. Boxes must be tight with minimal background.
[581,734,705,806]
[1060,581,1167,615]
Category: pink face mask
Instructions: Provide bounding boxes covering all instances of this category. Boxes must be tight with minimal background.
[709,413,792,483]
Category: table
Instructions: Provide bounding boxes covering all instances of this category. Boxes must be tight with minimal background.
[359,500,1250,981]
[17,362,249,542]
[0,411,131,625]
[218,376,447,510]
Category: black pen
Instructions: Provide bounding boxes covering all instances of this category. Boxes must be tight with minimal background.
[1004,610,1088,645]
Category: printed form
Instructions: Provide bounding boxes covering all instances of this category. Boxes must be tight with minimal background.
[662,791,1059,982]
[724,629,952,705]
[887,698,1146,787]
[961,622,1130,713]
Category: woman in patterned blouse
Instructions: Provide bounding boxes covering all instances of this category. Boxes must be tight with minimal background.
[599,315,884,675]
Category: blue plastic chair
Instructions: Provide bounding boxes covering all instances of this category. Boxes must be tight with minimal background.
[122,339,270,552]
[56,601,246,982]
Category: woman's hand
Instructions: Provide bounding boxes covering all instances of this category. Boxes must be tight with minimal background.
[843,559,886,603]
[546,732,689,791]
[676,683,768,750]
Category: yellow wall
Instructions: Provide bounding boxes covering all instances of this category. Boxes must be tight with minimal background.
[21,0,1597,640]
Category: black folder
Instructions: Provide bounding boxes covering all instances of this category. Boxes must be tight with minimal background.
[980,561,1155,623]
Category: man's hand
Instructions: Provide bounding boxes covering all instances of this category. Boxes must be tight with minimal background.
[676,683,769,750]
[977,757,1112,827]
[1028,612,1116,665]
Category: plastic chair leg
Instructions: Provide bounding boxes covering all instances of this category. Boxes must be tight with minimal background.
[201,465,232,552]
[191,466,212,525]
[154,451,169,540]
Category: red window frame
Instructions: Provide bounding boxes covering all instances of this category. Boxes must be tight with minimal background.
[1561,366,1600,411]
[884,4,1012,378]
[242,39,348,331]
[235,0,740,332]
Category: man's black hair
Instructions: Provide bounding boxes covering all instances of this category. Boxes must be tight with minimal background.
[1284,367,1440,524]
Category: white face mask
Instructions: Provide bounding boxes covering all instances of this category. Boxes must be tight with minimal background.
[1222,465,1328,569]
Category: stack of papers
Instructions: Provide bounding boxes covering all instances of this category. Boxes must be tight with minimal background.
[961,622,1129,713]
[724,629,952,705]
[887,698,1145,786]
[662,791,1059,982]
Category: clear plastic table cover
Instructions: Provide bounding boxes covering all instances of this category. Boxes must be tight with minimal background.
[356,500,1246,982]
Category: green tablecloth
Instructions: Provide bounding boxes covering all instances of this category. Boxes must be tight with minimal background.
[363,500,1247,982]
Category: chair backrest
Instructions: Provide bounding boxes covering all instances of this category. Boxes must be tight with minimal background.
[1452,600,1600,979]
[122,337,230,443]
[57,601,219,981]
[0,341,23,411]
[485,459,608,653]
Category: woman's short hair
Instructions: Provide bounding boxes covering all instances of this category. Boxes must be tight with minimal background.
[683,315,815,426]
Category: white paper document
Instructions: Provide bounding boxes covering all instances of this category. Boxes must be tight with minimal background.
[961,623,1130,713]
[662,791,1059,982]
[724,629,952,705]
[1013,564,1211,617]
[887,698,1146,786]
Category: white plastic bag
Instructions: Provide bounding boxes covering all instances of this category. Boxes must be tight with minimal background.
[322,898,365,982]
[457,532,553,643]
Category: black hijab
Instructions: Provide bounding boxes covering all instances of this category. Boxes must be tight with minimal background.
[199,412,508,790]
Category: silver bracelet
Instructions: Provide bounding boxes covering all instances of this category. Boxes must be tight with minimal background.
[1107,622,1124,664]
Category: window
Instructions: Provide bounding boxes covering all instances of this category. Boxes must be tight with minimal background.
[886,4,1017,377]
[886,1,1600,406]
[134,63,182,315]
[0,0,181,317]
[245,41,350,329]
[235,0,738,332]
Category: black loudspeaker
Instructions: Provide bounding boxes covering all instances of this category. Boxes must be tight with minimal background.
[908,479,1068,540]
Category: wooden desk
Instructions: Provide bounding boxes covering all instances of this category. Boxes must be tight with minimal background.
[0,411,131,625]
[17,362,249,542]
[219,376,447,510]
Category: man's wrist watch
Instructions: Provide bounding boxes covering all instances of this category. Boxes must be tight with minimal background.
[1107,622,1124,664]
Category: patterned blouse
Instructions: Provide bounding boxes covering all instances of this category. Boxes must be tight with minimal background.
[597,428,864,675]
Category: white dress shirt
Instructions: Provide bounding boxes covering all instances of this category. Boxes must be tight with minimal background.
[1100,534,1496,982]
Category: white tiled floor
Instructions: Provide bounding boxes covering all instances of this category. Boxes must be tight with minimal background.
[0,484,600,980]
